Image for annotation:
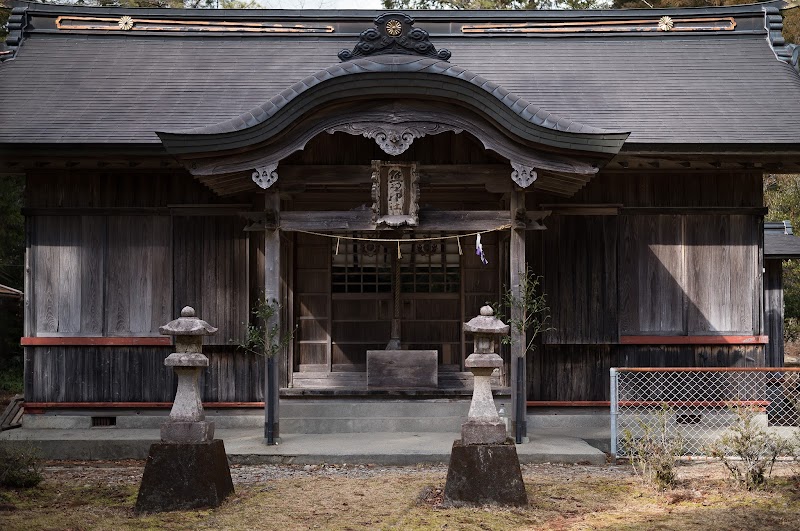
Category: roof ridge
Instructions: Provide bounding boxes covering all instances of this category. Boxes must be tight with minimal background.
[1,6,28,63]
[11,0,782,20]
[764,4,800,73]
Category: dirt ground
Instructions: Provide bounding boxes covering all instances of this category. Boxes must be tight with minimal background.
[1,460,799,530]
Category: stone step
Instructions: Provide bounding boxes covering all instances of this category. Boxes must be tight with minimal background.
[280,416,467,434]
[279,398,515,434]
[280,398,474,419]
[292,371,501,390]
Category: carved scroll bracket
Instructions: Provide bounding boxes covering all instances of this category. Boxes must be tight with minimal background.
[326,122,462,156]
[510,162,537,188]
[252,163,278,189]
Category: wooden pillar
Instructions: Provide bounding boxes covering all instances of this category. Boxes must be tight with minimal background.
[264,192,281,443]
[509,189,527,442]
[764,259,784,367]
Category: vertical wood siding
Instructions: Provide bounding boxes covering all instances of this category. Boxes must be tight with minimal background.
[30,215,171,336]
[172,216,248,345]
[26,346,262,403]
[528,344,767,401]
[619,214,760,336]
[542,215,618,344]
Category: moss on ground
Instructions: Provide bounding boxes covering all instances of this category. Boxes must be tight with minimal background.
[1,464,799,530]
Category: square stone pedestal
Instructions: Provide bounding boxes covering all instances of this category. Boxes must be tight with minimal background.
[444,440,528,506]
[135,440,234,513]
[366,350,437,388]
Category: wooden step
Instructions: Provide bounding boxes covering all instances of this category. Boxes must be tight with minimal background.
[0,394,23,431]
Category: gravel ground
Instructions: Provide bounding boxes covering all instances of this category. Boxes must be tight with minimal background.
[40,460,635,487]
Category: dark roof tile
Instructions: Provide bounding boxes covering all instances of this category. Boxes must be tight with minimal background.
[2,28,800,146]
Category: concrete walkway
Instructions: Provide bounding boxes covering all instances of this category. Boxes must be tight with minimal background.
[0,428,607,465]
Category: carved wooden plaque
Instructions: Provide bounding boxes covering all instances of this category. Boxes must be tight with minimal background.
[371,161,419,227]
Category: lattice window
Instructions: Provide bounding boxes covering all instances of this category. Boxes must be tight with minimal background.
[399,235,460,294]
[332,237,392,293]
[331,234,461,294]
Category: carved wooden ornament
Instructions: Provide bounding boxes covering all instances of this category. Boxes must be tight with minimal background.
[338,13,451,62]
[252,162,278,189]
[327,121,462,156]
[510,162,537,188]
[371,161,420,227]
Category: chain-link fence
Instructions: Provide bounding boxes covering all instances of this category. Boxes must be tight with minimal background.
[611,368,800,458]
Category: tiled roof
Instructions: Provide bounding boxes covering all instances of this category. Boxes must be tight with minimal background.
[1,2,800,150]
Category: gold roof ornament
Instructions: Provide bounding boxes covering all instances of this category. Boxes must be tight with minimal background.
[118,16,134,31]
[386,19,403,37]
[658,16,674,32]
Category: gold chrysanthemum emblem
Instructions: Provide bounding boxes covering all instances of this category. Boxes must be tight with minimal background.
[118,16,134,31]
[658,16,674,32]
[386,19,403,37]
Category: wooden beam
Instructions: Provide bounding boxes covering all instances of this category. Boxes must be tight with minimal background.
[620,335,769,345]
[527,401,610,407]
[21,337,171,346]
[24,402,265,411]
[274,164,513,186]
[622,207,769,215]
[276,210,517,232]
[533,180,581,196]
[539,204,622,216]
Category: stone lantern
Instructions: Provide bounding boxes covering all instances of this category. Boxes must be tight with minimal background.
[159,306,217,443]
[135,306,234,514]
[461,305,509,445]
[443,305,527,507]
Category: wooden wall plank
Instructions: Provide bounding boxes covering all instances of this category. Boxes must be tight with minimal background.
[173,216,247,345]
[150,216,172,334]
[686,215,732,332]
[685,215,758,334]
[528,344,768,401]
[543,215,618,344]
[619,215,684,334]
[106,216,131,335]
[80,216,105,335]
[56,217,81,334]
[34,217,60,334]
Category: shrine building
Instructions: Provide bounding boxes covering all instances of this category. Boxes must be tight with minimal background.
[2,1,800,440]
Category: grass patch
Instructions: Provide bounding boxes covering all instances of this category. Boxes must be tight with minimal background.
[0,462,799,530]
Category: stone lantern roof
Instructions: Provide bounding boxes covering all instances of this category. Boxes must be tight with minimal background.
[159,306,218,336]
[463,305,509,335]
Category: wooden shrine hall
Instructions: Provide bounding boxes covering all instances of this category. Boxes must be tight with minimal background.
[2,2,800,439]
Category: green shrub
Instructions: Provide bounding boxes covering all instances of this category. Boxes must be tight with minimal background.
[0,444,43,488]
[623,405,684,490]
[708,406,793,490]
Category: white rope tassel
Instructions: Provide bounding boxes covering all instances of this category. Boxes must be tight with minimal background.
[335,237,340,255]
[397,240,402,259]
[457,236,463,256]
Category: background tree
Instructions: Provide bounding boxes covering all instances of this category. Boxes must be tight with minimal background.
[0,175,24,395]
[764,174,800,343]
[382,0,608,8]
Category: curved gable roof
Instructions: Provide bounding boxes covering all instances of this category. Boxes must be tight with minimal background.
[158,54,628,156]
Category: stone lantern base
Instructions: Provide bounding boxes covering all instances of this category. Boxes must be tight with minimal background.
[443,440,528,506]
[135,440,234,513]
